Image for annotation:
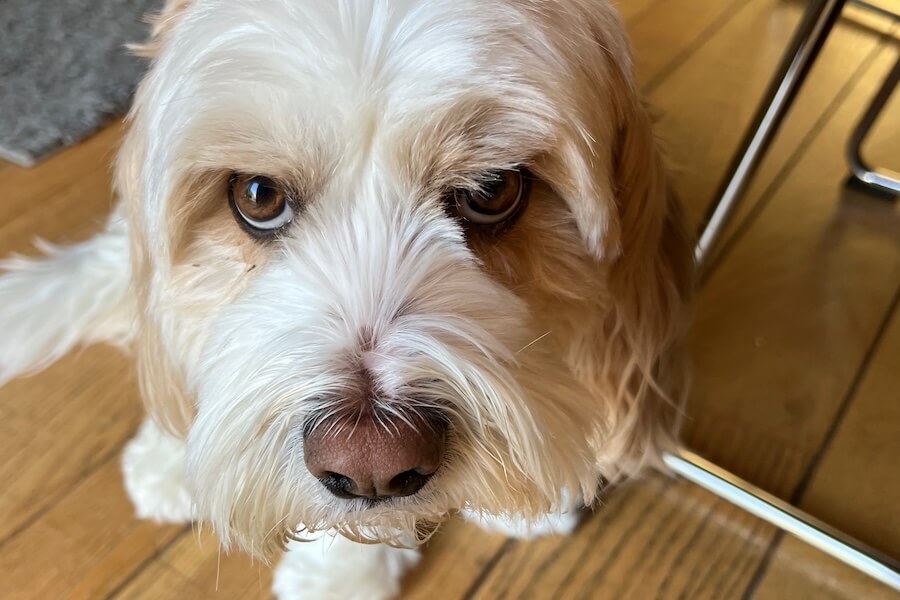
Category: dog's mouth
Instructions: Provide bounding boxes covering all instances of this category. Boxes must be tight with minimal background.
[283,499,448,549]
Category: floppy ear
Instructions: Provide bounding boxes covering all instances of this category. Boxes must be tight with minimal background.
[128,0,192,59]
[116,141,195,436]
[600,88,694,474]
[114,0,197,437]
[135,319,195,436]
[563,5,695,476]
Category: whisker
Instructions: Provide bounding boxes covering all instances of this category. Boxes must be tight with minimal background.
[516,330,552,354]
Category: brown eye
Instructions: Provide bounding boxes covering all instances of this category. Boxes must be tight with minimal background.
[229,174,293,232]
[454,169,527,225]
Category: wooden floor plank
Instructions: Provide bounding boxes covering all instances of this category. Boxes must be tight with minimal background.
[112,529,272,600]
[628,0,756,91]
[0,348,138,543]
[0,123,122,230]
[703,14,899,267]
[0,133,136,539]
[631,0,752,91]
[612,0,663,23]
[647,1,895,230]
[403,520,510,599]
[470,476,782,599]
[0,457,181,600]
[753,535,899,600]
[684,40,900,493]
[750,290,900,597]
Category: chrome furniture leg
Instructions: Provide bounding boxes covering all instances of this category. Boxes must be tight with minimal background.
[850,0,900,21]
[694,0,846,267]
[664,0,900,590]
[846,55,900,196]
[665,450,900,591]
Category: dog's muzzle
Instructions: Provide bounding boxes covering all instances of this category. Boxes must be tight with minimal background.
[303,409,447,501]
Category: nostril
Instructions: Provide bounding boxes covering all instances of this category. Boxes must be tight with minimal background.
[318,472,359,500]
[387,469,434,497]
[304,407,448,500]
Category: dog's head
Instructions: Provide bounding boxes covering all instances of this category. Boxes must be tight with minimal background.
[117,0,692,559]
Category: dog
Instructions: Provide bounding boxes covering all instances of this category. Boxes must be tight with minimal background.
[0,0,693,597]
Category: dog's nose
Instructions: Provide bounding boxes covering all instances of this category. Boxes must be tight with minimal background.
[303,411,446,500]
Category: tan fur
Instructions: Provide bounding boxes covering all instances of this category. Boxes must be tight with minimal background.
[109,0,693,555]
[127,0,193,58]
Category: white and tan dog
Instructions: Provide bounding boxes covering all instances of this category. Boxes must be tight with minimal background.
[0,0,692,597]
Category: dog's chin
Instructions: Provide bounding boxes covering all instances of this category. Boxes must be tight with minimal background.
[274,493,451,553]
[213,457,581,560]
[305,505,446,548]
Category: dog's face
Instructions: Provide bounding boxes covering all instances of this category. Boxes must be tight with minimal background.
[117,0,691,559]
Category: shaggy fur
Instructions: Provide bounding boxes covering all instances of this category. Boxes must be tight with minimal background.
[0,1,692,597]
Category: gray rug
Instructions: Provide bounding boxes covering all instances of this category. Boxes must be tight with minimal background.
[0,0,162,167]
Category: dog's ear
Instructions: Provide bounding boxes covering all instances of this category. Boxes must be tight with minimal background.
[115,0,196,437]
[563,6,695,474]
[117,136,196,438]
[600,86,695,473]
[128,0,192,59]
[135,319,195,437]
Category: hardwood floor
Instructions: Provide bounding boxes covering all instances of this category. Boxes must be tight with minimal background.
[1,1,898,598]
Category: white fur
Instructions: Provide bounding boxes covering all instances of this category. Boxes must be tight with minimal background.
[121,419,195,523]
[461,488,584,538]
[273,537,420,600]
[184,193,597,556]
[462,509,583,539]
[0,210,133,385]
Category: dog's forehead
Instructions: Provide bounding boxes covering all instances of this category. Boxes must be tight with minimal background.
[151,0,565,181]
[174,0,520,95]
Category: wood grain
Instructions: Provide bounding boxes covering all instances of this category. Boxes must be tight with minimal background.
[752,288,900,596]
[472,476,779,599]
[0,457,181,600]
[612,0,662,23]
[684,40,900,489]
[754,535,899,600]
[113,529,272,600]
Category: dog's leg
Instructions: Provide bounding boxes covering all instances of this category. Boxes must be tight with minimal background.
[0,207,134,385]
[462,488,585,538]
[273,535,420,600]
[462,508,584,539]
[121,418,194,523]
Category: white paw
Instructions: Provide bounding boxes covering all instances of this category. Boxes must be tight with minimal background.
[121,418,194,523]
[463,507,584,539]
[272,535,420,600]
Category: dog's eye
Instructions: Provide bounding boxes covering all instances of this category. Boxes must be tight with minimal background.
[229,174,293,233]
[454,169,527,225]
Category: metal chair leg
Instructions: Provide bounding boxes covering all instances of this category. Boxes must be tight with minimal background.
[694,0,847,267]
[665,450,900,591]
[664,0,900,590]
[846,55,900,196]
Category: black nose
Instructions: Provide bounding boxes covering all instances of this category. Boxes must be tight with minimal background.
[304,410,447,501]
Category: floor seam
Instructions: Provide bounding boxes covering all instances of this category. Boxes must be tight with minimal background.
[0,438,127,550]
[740,283,900,598]
[104,525,193,600]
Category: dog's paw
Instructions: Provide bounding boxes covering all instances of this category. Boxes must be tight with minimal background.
[273,536,420,600]
[463,507,584,539]
[121,418,194,523]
